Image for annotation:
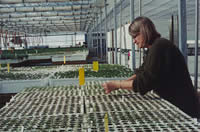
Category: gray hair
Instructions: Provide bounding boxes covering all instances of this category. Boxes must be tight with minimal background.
[129,16,161,45]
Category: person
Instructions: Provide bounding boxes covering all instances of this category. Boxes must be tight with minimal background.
[102,16,200,118]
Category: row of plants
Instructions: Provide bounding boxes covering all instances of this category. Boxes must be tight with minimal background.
[0,72,49,80]
[1,47,87,54]
[0,64,134,80]
[0,81,197,131]
[1,47,87,55]
[0,53,28,59]
[0,47,88,59]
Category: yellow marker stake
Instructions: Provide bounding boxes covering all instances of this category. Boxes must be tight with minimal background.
[79,67,85,86]
[93,61,99,72]
[7,63,10,73]
[64,56,66,64]
[104,113,109,132]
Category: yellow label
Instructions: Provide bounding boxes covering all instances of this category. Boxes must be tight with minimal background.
[104,113,109,132]
[64,56,66,64]
[79,67,85,86]
[7,63,10,73]
[93,61,99,72]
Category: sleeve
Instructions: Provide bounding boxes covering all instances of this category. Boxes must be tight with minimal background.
[133,42,165,95]
[134,50,148,74]
[134,62,145,74]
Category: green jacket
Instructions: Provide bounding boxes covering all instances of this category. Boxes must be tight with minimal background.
[133,38,200,118]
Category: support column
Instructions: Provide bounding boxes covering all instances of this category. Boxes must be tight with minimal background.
[92,19,95,49]
[71,35,73,47]
[194,0,199,90]
[75,32,76,46]
[178,0,187,62]
[96,14,99,57]
[100,8,103,59]
[89,26,93,49]
[104,0,108,63]
[119,0,122,65]
[139,0,142,67]
[130,0,135,70]
[114,0,118,64]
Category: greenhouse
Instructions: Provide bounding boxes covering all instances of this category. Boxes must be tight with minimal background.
[0,0,200,131]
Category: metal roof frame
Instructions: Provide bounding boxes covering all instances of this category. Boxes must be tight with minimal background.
[0,0,199,37]
[0,0,104,35]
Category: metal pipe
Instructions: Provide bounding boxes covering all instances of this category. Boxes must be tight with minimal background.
[114,0,118,64]
[89,27,92,49]
[170,15,174,44]
[139,0,142,67]
[119,0,123,65]
[75,32,76,45]
[194,0,199,90]
[100,8,103,59]
[178,0,187,62]
[130,0,135,70]
[96,13,99,57]
[92,19,95,49]
[104,0,108,63]
[71,35,73,47]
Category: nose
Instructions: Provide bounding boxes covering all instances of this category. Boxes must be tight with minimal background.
[133,39,136,43]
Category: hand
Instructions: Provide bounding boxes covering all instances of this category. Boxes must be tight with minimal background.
[102,81,119,94]
[127,74,136,81]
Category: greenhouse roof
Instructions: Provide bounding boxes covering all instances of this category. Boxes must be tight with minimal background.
[0,0,199,36]
[0,0,105,35]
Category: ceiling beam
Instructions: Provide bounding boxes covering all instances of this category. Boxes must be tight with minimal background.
[0,0,92,5]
